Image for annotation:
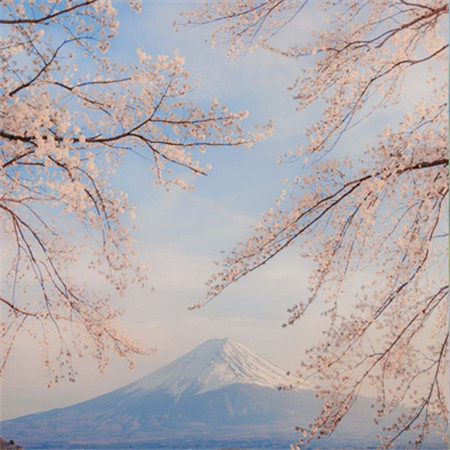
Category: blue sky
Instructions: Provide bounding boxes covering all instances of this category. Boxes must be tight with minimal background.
[1,0,441,420]
[2,1,318,420]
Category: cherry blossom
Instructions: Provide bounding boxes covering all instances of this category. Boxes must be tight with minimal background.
[186,1,448,447]
[0,0,271,384]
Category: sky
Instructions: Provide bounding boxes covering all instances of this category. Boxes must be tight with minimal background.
[1,0,444,421]
[2,1,321,420]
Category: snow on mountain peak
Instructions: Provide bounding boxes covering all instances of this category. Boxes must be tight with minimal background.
[125,338,295,399]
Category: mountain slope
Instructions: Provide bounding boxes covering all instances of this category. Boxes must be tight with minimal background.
[122,338,297,399]
[2,338,310,448]
[1,338,446,449]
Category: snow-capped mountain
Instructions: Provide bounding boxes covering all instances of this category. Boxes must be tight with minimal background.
[123,337,296,398]
[1,338,446,449]
[3,338,314,448]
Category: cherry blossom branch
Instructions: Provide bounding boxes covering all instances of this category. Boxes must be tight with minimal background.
[0,1,98,25]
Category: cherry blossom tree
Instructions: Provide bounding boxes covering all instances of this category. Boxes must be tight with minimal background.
[0,0,271,385]
[185,0,448,447]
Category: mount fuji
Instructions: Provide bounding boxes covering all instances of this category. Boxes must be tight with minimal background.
[1,338,446,449]
[122,337,297,399]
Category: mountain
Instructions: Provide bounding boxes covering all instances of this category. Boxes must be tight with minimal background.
[1,338,446,449]
[122,337,297,399]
